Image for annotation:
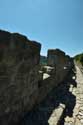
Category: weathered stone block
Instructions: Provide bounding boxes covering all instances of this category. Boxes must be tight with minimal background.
[0,30,41,125]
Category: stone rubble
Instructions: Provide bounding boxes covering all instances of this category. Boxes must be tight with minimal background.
[65,66,83,125]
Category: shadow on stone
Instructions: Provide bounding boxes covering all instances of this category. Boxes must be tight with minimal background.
[57,69,77,125]
[20,66,77,125]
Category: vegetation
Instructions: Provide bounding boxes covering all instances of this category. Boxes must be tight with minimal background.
[40,55,47,65]
[74,53,83,66]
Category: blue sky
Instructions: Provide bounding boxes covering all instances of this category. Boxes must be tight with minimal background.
[0,0,83,57]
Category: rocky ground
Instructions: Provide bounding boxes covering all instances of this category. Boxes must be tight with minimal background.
[72,66,83,125]
[21,66,83,125]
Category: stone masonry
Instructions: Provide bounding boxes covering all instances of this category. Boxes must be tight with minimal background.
[0,30,73,125]
[38,49,72,104]
[0,30,41,125]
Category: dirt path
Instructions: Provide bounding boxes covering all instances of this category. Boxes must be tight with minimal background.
[21,66,83,125]
[71,66,83,125]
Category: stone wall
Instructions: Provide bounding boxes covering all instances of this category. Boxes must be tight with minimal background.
[47,49,65,66]
[38,49,72,103]
[0,30,73,125]
[0,30,41,125]
[47,49,72,81]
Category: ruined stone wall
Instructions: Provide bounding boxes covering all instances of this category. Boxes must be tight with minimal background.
[47,49,65,66]
[0,30,73,125]
[38,49,72,103]
[0,30,41,125]
[47,49,71,81]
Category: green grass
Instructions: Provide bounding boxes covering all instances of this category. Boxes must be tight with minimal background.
[74,53,83,66]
